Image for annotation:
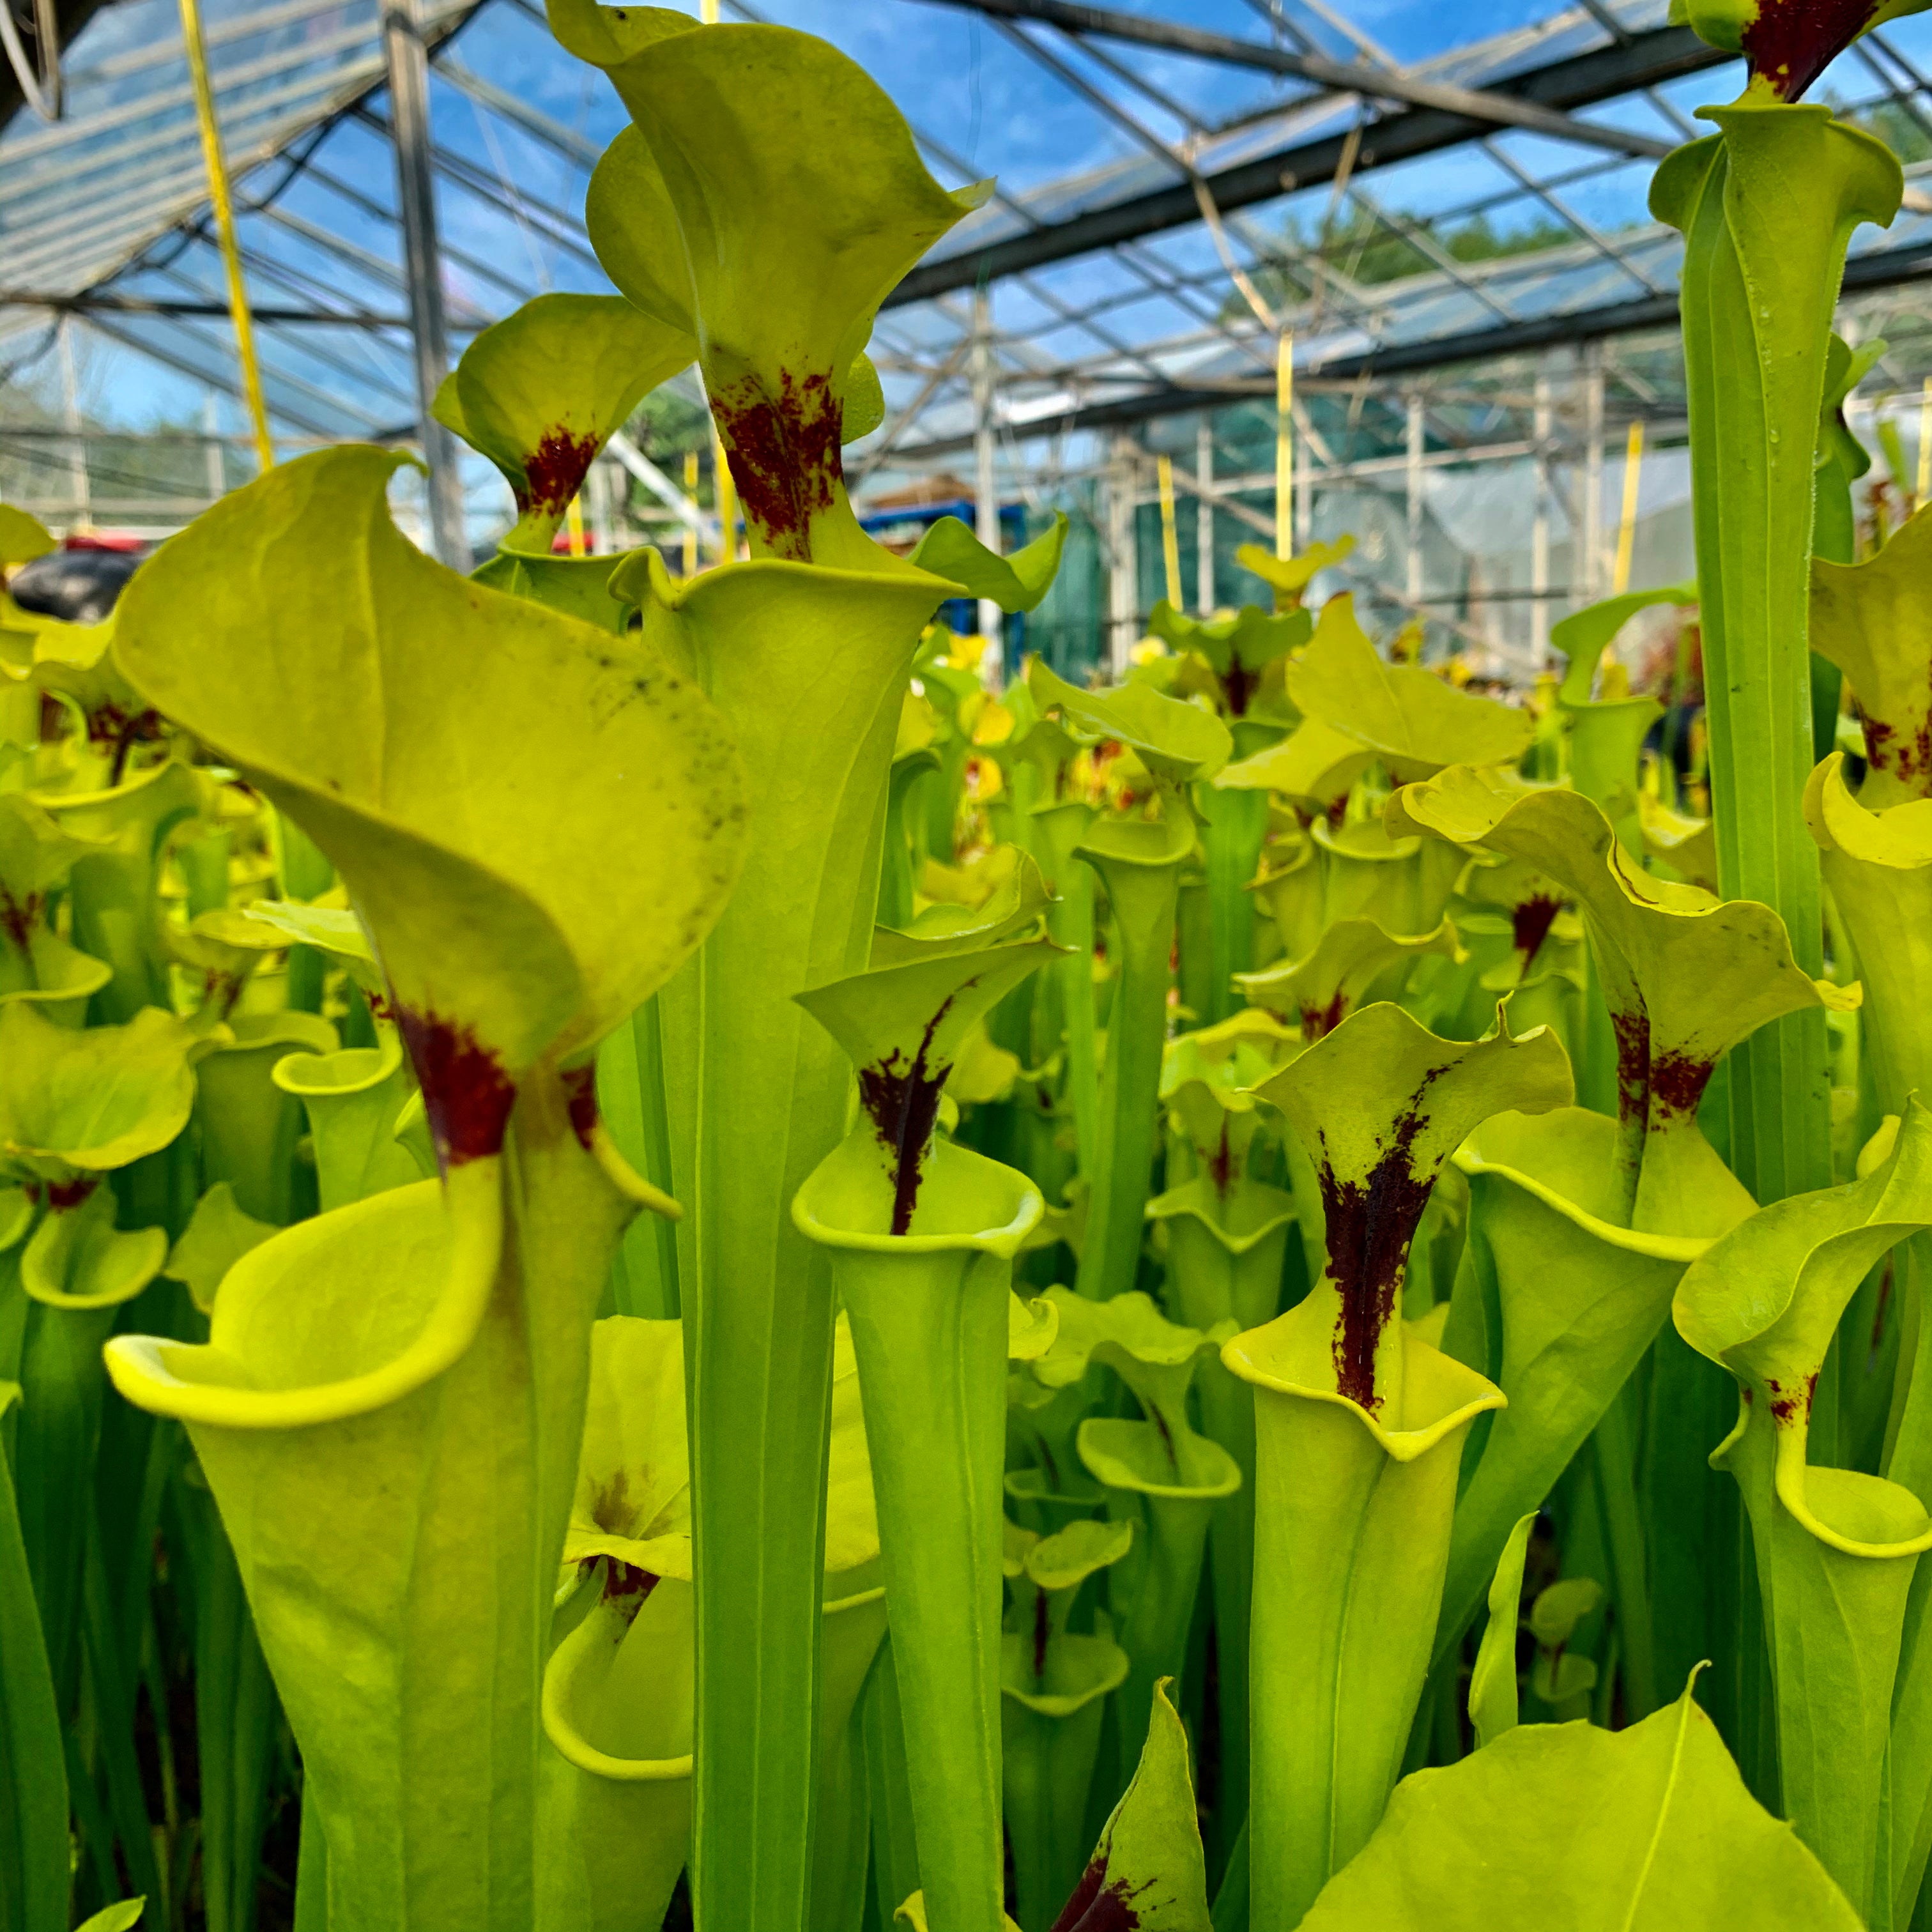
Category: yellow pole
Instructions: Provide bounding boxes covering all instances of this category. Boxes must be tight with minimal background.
[1612,420,1643,596]
[178,0,273,475]
[565,495,586,558]
[683,449,701,577]
[1275,331,1293,560]
[701,0,718,18]
[1156,454,1181,608]
[714,429,737,564]
[1917,377,1931,508]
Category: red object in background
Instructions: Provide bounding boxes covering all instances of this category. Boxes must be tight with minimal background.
[62,532,146,553]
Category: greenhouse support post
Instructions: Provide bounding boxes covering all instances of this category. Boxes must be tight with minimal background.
[382,0,467,571]
[1197,418,1216,614]
[974,286,1003,676]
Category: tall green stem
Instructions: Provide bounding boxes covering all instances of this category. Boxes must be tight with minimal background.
[1654,99,1897,1205]
[795,1132,1041,1932]
[644,561,947,1929]
[1076,818,1190,1303]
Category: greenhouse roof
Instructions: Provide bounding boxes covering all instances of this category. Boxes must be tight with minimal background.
[8,0,1932,519]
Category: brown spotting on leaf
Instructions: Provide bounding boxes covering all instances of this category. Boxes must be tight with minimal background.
[1742,0,1883,101]
[1646,1046,1715,1121]
[1511,894,1560,967]
[45,1176,96,1211]
[564,1063,599,1151]
[1221,659,1255,718]
[710,368,842,564]
[589,1469,632,1535]
[1324,793,1348,826]
[1033,1586,1050,1680]
[1612,1007,1651,1129]
[1151,1404,1178,1472]
[517,427,601,518]
[0,886,40,951]
[1049,1857,1154,1932]
[1858,712,1932,794]
[1208,1118,1235,1198]
[601,1558,660,1621]
[857,990,966,1238]
[1319,1085,1439,1413]
[89,702,165,786]
[393,1003,518,1170]
[1767,1376,1799,1424]
[1300,990,1348,1042]
[1805,1368,1820,1416]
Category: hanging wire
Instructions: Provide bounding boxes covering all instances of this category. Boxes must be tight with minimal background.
[177,0,276,473]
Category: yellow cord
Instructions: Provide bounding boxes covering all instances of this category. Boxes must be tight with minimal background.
[1275,331,1293,560]
[682,450,700,577]
[1156,453,1181,608]
[1613,420,1644,596]
[178,0,273,475]
[714,427,736,564]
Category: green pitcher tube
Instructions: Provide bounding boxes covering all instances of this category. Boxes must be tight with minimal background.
[795,1130,1045,1932]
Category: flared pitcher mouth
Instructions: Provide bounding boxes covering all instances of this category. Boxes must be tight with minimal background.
[1222,1298,1504,1465]
[1456,1109,1719,1263]
[103,1168,502,1432]
[792,1130,1043,1257]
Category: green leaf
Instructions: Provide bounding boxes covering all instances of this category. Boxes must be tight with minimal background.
[607,533,962,1928]
[797,861,1062,1236]
[1674,1101,1932,1917]
[272,1031,423,1215]
[73,1901,146,1932]
[1246,1000,1572,1415]
[1812,505,1932,808]
[1529,1575,1604,1650]
[1236,912,1463,1040]
[1389,770,1848,1230]
[21,1180,167,1309]
[0,1004,211,1179]
[1299,1678,1861,1928]
[1027,659,1231,788]
[1434,1105,1742,1683]
[560,6,986,568]
[164,1183,277,1315]
[908,514,1068,614]
[1651,98,1897,1205]
[1551,585,1697,706]
[114,445,749,1157]
[432,292,694,549]
[0,505,55,566]
[468,546,645,635]
[240,898,383,995]
[795,1132,1043,1932]
[1676,1100,1932,1536]
[1212,714,1372,813]
[0,1367,70,1932]
[1287,595,1531,779]
[1236,535,1354,603]
[1468,1512,1535,1748]
[1049,1678,1211,1932]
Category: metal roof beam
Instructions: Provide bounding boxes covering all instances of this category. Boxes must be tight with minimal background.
[884,23,1724,309]
[910,0,1675,160]
[0,289,409,323]
[888,233,1932,453]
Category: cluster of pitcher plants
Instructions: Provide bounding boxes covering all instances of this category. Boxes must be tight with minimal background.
[6,0,1932,1926]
